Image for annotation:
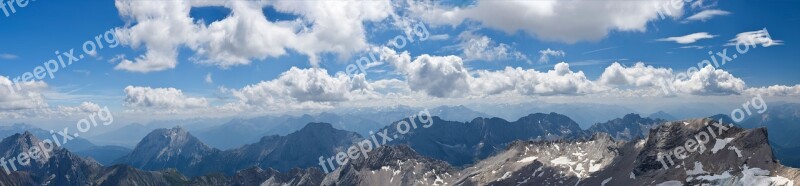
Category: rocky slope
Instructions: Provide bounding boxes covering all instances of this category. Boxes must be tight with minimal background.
[451,118,799,185]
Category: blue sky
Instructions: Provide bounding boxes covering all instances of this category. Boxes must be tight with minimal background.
[0,0,798,124]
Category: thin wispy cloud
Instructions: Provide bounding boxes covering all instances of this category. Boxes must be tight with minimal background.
[581,47,618,55]
[684,9,731,22]
[538,48,566,63]
[725,29,783,47]
[0,53,18,60]
[657,32,717,44]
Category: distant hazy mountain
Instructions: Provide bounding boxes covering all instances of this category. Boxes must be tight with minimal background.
[428,105,492,122]
[117,123,361,177]
[587,113,666,141]
[263,113,382,137]
[192,113,378,150]
[88,123,160,148]
[734,103,800,169]
[474,102,637,128]
[192,116,290,150]
[648,111,677,121]
[74,145,131,166]
[739,103,800,149]
[384,113,586,166]
[333,105,420,126]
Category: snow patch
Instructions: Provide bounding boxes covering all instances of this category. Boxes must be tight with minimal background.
[656,180,683,186]
[517,156,538,163]
[711,138,734,154]
[551,156,575,165]
[686,162,707,175]
[601,177,613,186]
[740,166,794,186]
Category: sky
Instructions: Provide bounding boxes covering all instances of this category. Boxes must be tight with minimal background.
[0,0,798,126]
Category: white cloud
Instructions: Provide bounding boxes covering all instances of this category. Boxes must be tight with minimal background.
[457,31,529,62]
[690,0,717,10]
[123,86,210,110]
[0,77,107,119]
[538,48,565,63]
[657,32,717,44]
[684,9,730,22]
[229,67,372,109]
[0,76,49,110]
[55,102,102,115]
[112,0,393,72]
[679,45,707,49]
[0,53,18,60]
[745,85,800,97]
[725,29,783,47]
[673,65,746,95]
[381,47,595,97]
[471,62,597,96]
[429,34,450,41]
[410,0,685,43]
[380,47,471,97]
[205,73,213,84]
[598,62,674,87]
[597,62,750,96]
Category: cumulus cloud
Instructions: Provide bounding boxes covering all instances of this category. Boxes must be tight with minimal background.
[673,65,746,95]
[684,9,730,22]
[598,62,673,87]
[380,47,595,97]
[471,62,597,96]
[0,76,49,110]
[538,48,565,63]
[410,0,685,43]
[596,62,751,96]
[113,0,393,72]
[657,32,717,44]
[380,47,470,97]
[745,85,800,97]
[229,67,372,109]
[457,32,529,62]
[725,29,783,47]
[124,86,210,110]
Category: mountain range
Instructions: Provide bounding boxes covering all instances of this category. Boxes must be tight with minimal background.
[0,107,798,185]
